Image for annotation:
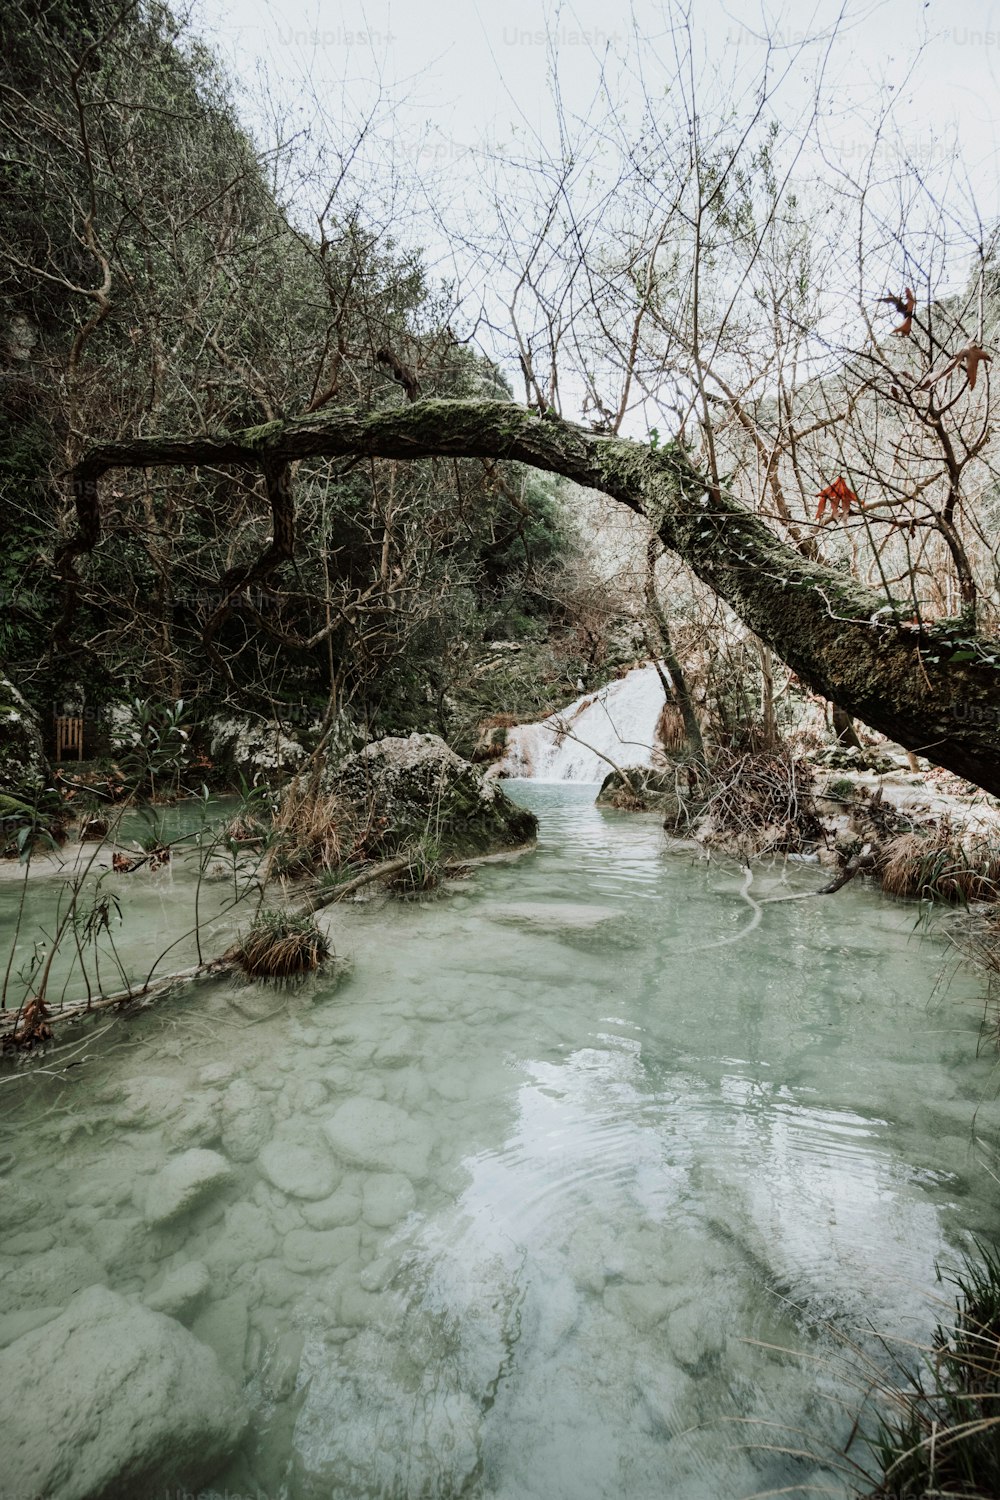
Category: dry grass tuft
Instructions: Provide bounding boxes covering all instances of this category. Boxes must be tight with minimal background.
[387,842,443,897]
[265,784,348,878]
[233,909,330,981]
[655,701,687,753]
[878,828,1000,903]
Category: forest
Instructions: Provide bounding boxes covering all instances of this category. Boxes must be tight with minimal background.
[2,3,1000,1498]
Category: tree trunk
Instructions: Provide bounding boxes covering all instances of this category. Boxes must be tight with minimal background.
[832,704,863,749]
[64,399,1000,795]
[645,540,706,761]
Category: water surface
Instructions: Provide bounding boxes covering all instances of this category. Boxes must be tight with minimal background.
[1,782,997,1499]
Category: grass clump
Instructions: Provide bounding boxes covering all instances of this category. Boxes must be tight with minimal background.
[860,1245,1000,1498]
[388,842,444,898]
[878,829,1000,903]
[233,909,330,981]
[264,784,348,879]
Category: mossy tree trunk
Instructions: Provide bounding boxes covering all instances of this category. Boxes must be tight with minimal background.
[64,399,1000,794]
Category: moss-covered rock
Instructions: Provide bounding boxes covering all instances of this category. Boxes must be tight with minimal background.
[0,668,47,797]
[814,744,897,775]
[207,714,308,780]
[326,733,537,858]
[596,764,693,826]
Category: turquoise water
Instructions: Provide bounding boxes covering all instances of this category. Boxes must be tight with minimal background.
[1,781,998,1498]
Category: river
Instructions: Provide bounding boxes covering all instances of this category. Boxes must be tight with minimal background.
[1,781,997,1498]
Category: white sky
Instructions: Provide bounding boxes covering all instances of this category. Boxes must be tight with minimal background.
[187,0,1000,416]
[193,0,1000,179]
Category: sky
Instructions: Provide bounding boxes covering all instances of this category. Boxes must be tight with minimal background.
[186,0,1000,417]
[192,0,1000,178]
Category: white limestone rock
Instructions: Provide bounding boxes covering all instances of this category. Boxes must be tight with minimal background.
[88,1216,149,1276]
[258,1138,339,1201]
[143,1260,211,1321]
[282,1225,361,1275]
[301,1181,363,1230]
[220,1078,273,1162]
[0,1245,103,1312]
[144,1149,234,1226]
[205,1201,277,1279]
[208,714,307,777]
[0,1285,248,1500]
[0,1304,62,1349]
[323,1096,431,1180]
[2,1180,43,1229]
[112,1074,186,1129]
[166,1093,222,1150]
[362,1172,416,1229]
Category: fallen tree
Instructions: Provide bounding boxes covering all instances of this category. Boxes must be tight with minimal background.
[63,398,1000,794]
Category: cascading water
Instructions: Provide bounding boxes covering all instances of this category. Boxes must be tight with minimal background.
[499,662,669,782]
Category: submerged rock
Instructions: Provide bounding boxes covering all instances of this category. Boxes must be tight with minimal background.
[325,732,537,858]
[259,1139,339,1201]
[144,1148,234,1226]
[0,1245,103,1312]
[486,900,621,931]
[143,1259,211,1320]
[323,1096,431,1180]
[0,1285,248,1500]
[220,1078,273,1162]
[362,1172,416,1228]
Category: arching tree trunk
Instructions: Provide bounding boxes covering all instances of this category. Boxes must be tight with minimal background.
[63,399,1000,795]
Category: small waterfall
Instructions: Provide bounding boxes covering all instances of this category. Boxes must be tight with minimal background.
[499,663,669,782]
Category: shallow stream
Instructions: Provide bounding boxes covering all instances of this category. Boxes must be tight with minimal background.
[1,782,999,1498]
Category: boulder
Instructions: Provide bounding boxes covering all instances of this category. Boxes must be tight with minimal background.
[0,1284,248,1500]
[325,732,537,858]
[207,713,307,779]
[0,668,47,797]
[596,764,692,825]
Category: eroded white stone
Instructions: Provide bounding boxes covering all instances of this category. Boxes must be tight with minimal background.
[144,1149,234,1227]
[144,1260,211,1320]
[220,1079,273,1163]
[323,1097,431,1180]
[0,1245,102,1312]
[301,1181,363,1230]
[259,1139,339,1201]
[362,1172,416,1229]
[283,1226,361,1275]
[0,1285,247,1500]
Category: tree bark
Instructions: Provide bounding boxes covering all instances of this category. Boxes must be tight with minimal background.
[645,539,706,761]
[65,398,1000,794]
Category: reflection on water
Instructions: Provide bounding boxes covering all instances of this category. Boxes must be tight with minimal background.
[0,780,998,1498]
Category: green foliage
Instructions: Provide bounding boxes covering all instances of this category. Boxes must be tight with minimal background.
[0,0,598,753]
[117,699,192,801]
